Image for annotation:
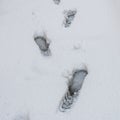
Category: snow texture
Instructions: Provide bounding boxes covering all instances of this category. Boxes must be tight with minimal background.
[14,114,30,120]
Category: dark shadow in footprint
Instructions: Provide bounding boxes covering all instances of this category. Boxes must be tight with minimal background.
[59,67,88,112]
[53,0,60,5]
[34,32,51,56]
[63,9,77,28]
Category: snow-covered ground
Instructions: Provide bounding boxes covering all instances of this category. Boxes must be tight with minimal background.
[0,0,120,120]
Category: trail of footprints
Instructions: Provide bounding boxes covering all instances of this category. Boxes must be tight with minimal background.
[33,0,88,112]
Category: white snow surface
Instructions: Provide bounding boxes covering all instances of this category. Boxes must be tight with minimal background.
[0,0,120,120]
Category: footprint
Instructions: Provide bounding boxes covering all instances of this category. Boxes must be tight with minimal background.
[63,9,77,28]
[34,32,51,56]
[59,66,88,112]
[53,0,61,5]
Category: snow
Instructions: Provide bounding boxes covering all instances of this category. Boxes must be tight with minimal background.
[0,0,120,120]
